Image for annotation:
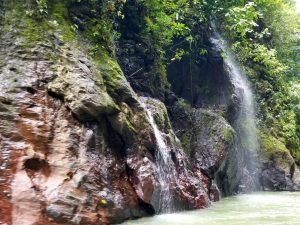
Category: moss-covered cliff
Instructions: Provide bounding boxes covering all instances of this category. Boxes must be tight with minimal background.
[0,0,219,224]
[0,0,300,224]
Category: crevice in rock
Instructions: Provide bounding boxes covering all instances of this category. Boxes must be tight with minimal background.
[124,162,155,217]
[24,158,51,176]
[9,67,17,72]
[105,117,127,158]
[47,90,65,103]
[138,200,155,216]
[25,86,37,94]
[291,163,295,179]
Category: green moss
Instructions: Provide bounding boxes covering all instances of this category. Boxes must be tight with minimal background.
[3,0,76,48]
[143,98,173,132]
[108,112,137,145]
[198,111,218,136]
[293,151,300,157]
[94,56,137,103]
[73,11,125,100]
[49,0,76,43]
[149,61,170,92]
[260,132,296,172]
[223,126,234,143]
[22,17,49,47]
[180,133,192,157]
[2,1,46,46]
[260,133,289,158]
[177,98,190,111]
[46,52,56,62]
[200,110,234,145]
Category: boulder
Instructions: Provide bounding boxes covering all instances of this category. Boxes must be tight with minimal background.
[260,134,296,191]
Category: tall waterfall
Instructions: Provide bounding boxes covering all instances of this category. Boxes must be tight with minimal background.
[211,31,260,193]
[139,97,178,213]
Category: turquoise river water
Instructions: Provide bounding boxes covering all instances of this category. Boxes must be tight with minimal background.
[123,192,300,225]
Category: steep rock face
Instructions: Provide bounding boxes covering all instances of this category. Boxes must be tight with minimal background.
[115,0,168,98]
[165,43,255,196]
[0,1,211,224]
[169,102,235,200]
[166,42,235,113]
[166,35,300,195]
[116,9,244,197]
[0,19,145,225]
[139,97,210,211]
[186,109,234,178]
[116,6,300,197]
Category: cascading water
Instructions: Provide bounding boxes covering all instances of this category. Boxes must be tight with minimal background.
[139,97,178,213]
[211,30,260,193]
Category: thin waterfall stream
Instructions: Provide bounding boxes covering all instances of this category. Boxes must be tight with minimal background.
[211,29,260,193]
[138,29,261,214]
[139,97,178,213]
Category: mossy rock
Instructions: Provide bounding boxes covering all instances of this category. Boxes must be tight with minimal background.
[108,111,137,146]
[261,133,288,156]
[260,133,294,174]
[174,107,235,177]
[48,48,119,122]
[142,97,172,132]
[97,57,137,103]
[3,0,76,49]
[293,151,300,165]
[195,110,234,143]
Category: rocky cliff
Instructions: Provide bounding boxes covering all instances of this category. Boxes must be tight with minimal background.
[0,1,224,224]
[0,0,299,225]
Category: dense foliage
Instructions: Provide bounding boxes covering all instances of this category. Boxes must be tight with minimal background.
[116,0,210,93]
[24,0,300,157]
[128,0,300,157]
[210,0,300,156]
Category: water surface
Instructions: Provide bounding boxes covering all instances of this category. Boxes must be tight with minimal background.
[124,192,300,225]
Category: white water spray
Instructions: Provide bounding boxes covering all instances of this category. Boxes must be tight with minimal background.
[139,97,178,213]
[211,30,260,192]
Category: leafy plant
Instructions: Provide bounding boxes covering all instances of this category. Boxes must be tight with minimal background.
[213,0,300,154]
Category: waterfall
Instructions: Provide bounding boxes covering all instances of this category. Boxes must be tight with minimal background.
[139,97,178,213]
[211,30,260,193]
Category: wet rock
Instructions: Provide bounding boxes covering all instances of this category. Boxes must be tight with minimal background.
[46,204,75,223]
[190,109,234,178]
[209,181,221,202]
[48,48,119,122]
[169,101,234,199]
[0,1,255,224]
[238,168,257,193]
[260,134,296,191]
[138,97,211,212]
[261,167,293,191]
[0,19,212,225]
[292,166,300,190]
[127,156,158,206]
[107,104,137,147]
[100,57,138,104]
[167,45,234,111]
[0,7,150,223]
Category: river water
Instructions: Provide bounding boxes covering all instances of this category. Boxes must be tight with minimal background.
[123,192,300,225]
